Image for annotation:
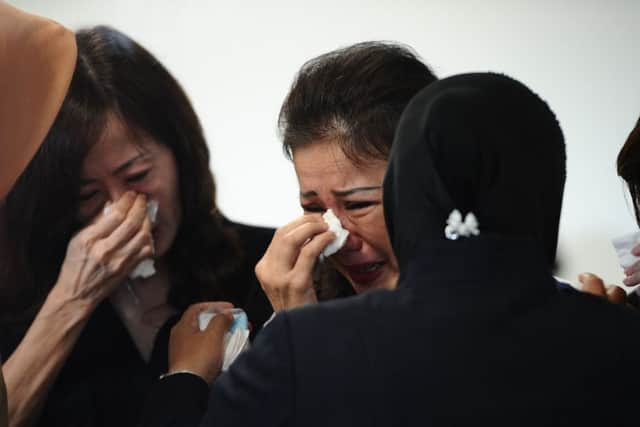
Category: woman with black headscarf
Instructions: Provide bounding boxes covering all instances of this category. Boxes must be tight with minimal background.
[142,73,640,426]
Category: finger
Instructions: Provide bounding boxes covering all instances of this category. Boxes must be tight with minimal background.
[204,311,233,338]
[276,214,325,236]
[175,304,205,331]
[578,273,606,297]
[194,301,235,314]
[102,219,153,277]
[102,194,149,249]
[624,258,640,276]
[294,230,337,274]
[605,285,627,305]
[623,271,640,287]
[85,191,138,238]
[276,221,330,261]
[181,302,213,320]
[179,301,234,325]
[631,243,640,257]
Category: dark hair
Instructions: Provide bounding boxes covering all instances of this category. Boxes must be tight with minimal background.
[279,41,437,164]
[1,26,241,331]
[618,117,640,224]
[278,42,436,299]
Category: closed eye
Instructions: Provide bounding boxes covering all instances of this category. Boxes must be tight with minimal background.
[127,170,150,183]
[78,190,99,202]
[301,204,326,213]
[345,201,376,210]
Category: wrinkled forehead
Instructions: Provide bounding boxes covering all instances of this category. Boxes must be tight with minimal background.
[293,139,387,198]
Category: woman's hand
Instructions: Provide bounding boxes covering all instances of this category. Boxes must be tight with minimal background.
[578,273,629,305]
[168,302,234,385]
[622,243,640,287]
[50,191,154,315]
[3,192,154,427]
[255,215,336,312]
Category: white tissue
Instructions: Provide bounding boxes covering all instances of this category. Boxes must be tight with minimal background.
[104,199,158,279]
[611,231,640,269]
[129,200,158,279]
[129,258,155,279]
[321,209,349,258]
[198,310,250,371]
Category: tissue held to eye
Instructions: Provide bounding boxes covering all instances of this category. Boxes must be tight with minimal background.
[292,139,399,293]
[321,209,349,258]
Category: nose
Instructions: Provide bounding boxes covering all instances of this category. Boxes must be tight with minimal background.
[334,213,362,252]
[106,182,132,203]
[340,231,363,252]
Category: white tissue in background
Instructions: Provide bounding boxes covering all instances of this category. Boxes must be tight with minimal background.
[197,310,250,371]
[612,231,640,269]
[321,209,349,258]
[129,200,159,279]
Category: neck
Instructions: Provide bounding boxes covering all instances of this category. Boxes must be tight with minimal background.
[110,258,178,362]
[109,258,176,327]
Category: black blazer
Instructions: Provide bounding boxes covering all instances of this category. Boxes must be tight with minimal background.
[142,237,640,426]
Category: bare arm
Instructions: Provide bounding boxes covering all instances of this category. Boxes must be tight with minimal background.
[0,362,7,427]
[3,292,91,427]
[255,215,335,311]
[3,192,153,427]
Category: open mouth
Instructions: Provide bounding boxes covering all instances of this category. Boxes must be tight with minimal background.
[345,261,386,286]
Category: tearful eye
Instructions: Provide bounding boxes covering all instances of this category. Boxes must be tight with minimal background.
[301,204,326,213]
[345,201,374,210]
[127,170,150,183]
[78,190,99,202]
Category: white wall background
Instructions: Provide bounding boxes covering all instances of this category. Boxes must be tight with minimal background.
[13,0,640,286]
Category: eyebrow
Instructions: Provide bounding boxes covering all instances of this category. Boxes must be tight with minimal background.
[112,153,148,175]
[80,153,149,185]
[300,186,382,198]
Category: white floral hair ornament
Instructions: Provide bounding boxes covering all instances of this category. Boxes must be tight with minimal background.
[444,209,480,240]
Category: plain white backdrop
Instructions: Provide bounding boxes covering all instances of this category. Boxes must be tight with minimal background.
[13,0,640,286]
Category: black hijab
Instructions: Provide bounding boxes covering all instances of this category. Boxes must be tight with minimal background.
[383,73,565,274]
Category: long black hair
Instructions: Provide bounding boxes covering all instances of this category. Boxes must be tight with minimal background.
[1,26,242,334]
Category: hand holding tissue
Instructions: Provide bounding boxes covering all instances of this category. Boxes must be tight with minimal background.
[104,199,158,279]
[198,308,250,371]
[320,209,349,260]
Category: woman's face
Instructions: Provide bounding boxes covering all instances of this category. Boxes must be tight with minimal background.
[77,114,181,259]
[292,139,398,293]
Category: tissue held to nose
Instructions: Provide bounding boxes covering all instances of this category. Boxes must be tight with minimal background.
[104,199,158,279]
